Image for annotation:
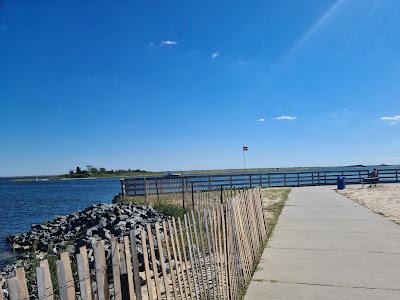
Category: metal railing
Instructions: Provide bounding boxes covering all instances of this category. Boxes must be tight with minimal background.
[120,168,400,196]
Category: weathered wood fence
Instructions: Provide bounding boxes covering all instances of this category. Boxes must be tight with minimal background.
[4,188,266,300]
[121,168,400,197]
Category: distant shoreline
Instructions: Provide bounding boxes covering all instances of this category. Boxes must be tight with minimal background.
[3,164,400,181]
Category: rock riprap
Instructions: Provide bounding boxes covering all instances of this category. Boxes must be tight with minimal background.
[6,202,166,271]
[1,202,167,299]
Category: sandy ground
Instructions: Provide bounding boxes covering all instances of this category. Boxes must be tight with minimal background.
[338,183,400,223]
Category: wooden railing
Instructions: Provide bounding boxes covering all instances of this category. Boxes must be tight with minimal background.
[3,188,267,300]
[120,168,400,197]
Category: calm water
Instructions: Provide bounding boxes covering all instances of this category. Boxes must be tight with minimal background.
[0,178,120,267]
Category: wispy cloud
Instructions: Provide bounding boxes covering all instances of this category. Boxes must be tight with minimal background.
[161,40,178,46]
[275,115,298,121]
[211,52,220,59]
[381,115,400,125]
[257,118,265,122]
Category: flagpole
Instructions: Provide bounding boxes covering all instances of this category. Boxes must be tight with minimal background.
[242,145,248,170]
[242,148,247,170]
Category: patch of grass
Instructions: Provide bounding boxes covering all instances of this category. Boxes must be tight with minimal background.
[153,202,187,219]
[119,194,187,218]
[262,188,290,241]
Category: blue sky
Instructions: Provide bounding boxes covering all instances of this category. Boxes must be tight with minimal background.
[1,0,400,176]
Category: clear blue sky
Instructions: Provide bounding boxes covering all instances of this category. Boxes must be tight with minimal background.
[1,0,400,176]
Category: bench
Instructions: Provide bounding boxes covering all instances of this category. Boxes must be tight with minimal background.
[362,177,379,188]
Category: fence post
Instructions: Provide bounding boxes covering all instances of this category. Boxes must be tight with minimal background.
[182,178,185,210]
[396,170,399,182]
[144,178,148,203]
[155,178,160,203]
[297,173,300,186]
[220,186,223,204]
[191,182,195,209]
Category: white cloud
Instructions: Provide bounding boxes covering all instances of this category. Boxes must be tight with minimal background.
[275,115,298,120]
[211,52,220,59]
[381,115,400,125]
[257,118,265,122]
[161,40,177,46]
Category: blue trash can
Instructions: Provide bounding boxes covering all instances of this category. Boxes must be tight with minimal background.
[337,176,346,190]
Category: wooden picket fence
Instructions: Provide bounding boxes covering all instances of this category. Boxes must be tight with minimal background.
[4,188,267,300]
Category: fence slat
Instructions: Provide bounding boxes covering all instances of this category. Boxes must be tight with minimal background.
[15,268,28,300]
[196,210,211,300]
[129,230,143,300]
[36,266,47,300]
[77,246,92,300]
[203,209,217,299]
[111,237,122,300]
[94,240,110,300]
[168,220,184,299]
[146,224,162,300]
[76,254,90,300]
[177,218,195,299]
[141,230,154,300]
[190,210,207,300]
[172,218,191,299]
[7,277,21,300]
[162,221,179,300]
[155,223,171,299]
[183,215,200,300]
[56,260,69,300]
[124,236,136,300]
[60,253,75,300]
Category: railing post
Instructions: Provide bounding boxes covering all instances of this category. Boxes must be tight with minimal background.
[144,178,148,203]
[312,173,314,185]
[155,178,160,203]
[297,173,300,186]
[249,175,252,188]
[191,182,194,209]
[182,178,185,209]
[220,186,223,204]
[230,176,233,188]
[120,179,126,197]
[267,173,271,187]
[259,174,262,188]
[283,174,287,186]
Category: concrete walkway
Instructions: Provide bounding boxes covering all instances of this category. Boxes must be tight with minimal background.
[245,186,400,300]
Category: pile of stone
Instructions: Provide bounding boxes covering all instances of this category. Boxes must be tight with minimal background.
[8,202,165,254]
[1,202,167,299]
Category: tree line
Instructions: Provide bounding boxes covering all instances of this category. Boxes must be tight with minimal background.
[66,165,147,178]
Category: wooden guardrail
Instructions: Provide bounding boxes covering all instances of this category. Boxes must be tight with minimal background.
[120,168,400,197]
[3,188,267,300]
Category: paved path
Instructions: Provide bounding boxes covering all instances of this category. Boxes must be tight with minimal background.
[245,186,400,300]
